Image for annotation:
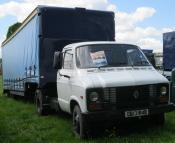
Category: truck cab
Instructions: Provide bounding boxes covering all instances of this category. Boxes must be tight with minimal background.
[52,41,174,138]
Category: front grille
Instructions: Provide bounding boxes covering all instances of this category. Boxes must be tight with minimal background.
[103,88,116,103]
[102,84,166,110]
[115,85,151,109]
[149,85,157,97]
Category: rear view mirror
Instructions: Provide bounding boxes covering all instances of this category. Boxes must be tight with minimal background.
[53,51,62,69]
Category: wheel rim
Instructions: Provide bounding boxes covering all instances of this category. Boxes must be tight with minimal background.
[73,109,80,134]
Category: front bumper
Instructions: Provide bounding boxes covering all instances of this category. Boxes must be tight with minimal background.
[82,103,175,122]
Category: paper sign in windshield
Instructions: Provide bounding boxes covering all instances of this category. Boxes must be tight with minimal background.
[90,51,108,67]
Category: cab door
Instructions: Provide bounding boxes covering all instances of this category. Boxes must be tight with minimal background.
[57,49,74,112]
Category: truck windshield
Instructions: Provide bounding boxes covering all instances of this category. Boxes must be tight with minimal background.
[76,44,150,68]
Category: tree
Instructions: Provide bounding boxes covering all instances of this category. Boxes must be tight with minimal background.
[6,22,22,39]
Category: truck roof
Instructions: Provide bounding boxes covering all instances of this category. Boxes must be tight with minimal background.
[64,41,138,50]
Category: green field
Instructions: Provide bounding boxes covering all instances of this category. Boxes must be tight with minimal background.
[0,79,175,143]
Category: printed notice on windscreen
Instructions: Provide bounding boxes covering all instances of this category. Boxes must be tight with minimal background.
[90,51,108,67]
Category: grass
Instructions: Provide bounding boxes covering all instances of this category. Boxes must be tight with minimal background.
[0,79,175,143]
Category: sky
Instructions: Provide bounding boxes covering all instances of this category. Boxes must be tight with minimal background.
[0,0,175,57]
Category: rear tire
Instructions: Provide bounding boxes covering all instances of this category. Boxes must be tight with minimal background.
[72,105,89,139]
[35,90,49,116]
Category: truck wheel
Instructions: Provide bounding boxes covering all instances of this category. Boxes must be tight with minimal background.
[150,113,165,126]
[73,105,88,139]
[35,90,48,116]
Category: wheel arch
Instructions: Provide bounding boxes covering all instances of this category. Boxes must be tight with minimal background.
[69,94,87,114]
[70,99,79,114]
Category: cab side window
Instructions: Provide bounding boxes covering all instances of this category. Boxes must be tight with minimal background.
[63,51,73,69]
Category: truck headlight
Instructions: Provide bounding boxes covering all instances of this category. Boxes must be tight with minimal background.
[87,89,103,111]
[160,86,167,96]
[89,91,99,102]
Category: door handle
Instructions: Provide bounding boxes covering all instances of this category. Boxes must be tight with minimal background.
[63,75,70,79]
[59,71,70,79]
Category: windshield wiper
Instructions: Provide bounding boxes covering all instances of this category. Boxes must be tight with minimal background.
[116,62,127,66]
[97,62,128,69]
[133,61,150,66]
[97,65,108,69]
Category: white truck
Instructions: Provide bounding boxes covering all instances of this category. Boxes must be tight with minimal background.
[51,41,174,138]
[2,6,174,139]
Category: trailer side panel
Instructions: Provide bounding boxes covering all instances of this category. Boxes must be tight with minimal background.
[2,15,40,92]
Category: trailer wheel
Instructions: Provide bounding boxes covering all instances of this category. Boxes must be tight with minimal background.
[35,90,48,115]
[72,105,88,139]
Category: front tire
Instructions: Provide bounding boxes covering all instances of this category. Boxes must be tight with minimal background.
[72,105,88,139]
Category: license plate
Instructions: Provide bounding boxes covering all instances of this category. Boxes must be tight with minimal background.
[125,109,149,118]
